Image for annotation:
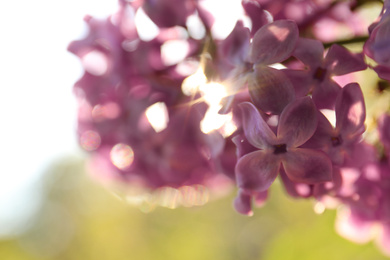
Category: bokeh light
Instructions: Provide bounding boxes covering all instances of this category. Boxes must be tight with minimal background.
[110,143,135,170]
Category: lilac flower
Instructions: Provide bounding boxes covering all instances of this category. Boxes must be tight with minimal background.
[256,0,368,42]
[219,20,298,114]
[285,38,366,109]
[304,83,366,165]
[247,20,298,114]
[363,1,390,80]
[69,2,227,194]
[335,162,388,240]
[364,1,390,67]
[234,97,332,214]
[216,21,251,80]
[241,0,271,37]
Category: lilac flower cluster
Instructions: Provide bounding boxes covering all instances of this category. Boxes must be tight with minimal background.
[69,0,390,255]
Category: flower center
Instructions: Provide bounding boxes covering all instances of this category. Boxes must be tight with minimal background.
[313,67,327,82]
[331,135,343,147]
[273,144,287,154]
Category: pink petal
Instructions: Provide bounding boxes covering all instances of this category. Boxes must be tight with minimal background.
[232,134,257,158]
[373,65,390,81]
[279,168,312,198]
[277,96,318,147]
[249,20,298,65]
[142,0,195,28]
[335,83,366,137]
[254,190,268,207]
[304,111,335,150]
[233,190,253,216]
[220,21,251,66]
[312,79,341,109]
[239,102,277,149]
[377,224,390,257]
[293,38,324,67]
[378,114,390,150]
[312,167,343,198]
[335,207,376,244]
[242,0,271,37]
[282,148,333,183]
[282,69,313,97]
[343,141,377,168]
[325,44,367,76]
[369,16,390,66]
[235,150,280,192]
[248,66,295,115]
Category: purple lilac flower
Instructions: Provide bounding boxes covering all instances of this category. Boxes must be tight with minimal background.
[218,19,298,115]
[284,38,367,109]
[304,83,366,165]
[255,0,368,42]
[364,0,390,80]
[234,97,332,215]
[247,20,298,114]
[69,2,227,193]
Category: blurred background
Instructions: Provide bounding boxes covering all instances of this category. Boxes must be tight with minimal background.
[0,0,389,259]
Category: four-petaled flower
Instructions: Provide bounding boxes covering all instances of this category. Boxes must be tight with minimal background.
[304,83,366,165]
[234,97,332,215]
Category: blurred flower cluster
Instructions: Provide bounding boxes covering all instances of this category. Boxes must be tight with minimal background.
[69,0,390,256]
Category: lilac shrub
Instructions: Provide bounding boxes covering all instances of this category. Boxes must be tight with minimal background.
[69,0,390,256]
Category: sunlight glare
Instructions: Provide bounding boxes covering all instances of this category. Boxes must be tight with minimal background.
[134,8,159,41]
[145,102,169,132]
[161,40,190,66]
[181,68,207,96]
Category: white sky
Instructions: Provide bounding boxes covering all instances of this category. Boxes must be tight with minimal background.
[0,0,118,237]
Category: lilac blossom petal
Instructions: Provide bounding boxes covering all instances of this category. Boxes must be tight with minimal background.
[282,148,333,183]
[303,111,335,149]
[242,0,271,37]
[343,141,377,168]
[254,190,268,207]
[234,190,253,216]
[327,144,346,166]
[378,224,390,257]
[335,208,376,244]
[325,44,367,76]
[142,0,195,28]
[249,66,295,115]
[249,20,298,65]
[279,168,306,198]
[235,150,280,192]
[282,69,313,97]
[220,21,251,66]
[312,80,341,109]
[374,65,390,81]
[378,114,390,151]
[203,130,226,158]
[335,83,366,137]
[366,16,390,67]
[232,134,257,158]
[239,102,277,149]
[278,96,318,147]
[293,38,324,67]
[313,167,343,198]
